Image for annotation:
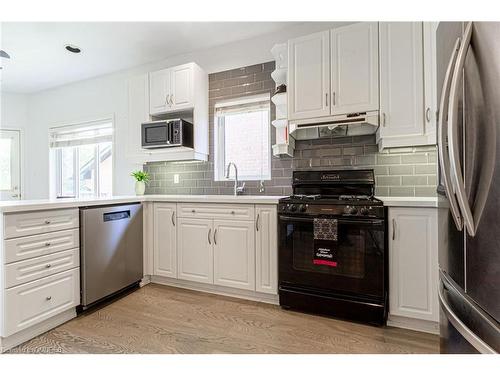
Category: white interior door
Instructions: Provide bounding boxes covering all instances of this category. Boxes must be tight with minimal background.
[0,129,21,200]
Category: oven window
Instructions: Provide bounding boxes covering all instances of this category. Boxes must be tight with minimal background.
[145,126,168,143]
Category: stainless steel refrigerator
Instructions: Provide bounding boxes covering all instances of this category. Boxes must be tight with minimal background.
[437,22,500,353]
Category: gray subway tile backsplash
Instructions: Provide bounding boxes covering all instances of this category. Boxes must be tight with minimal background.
[144,61,438,198]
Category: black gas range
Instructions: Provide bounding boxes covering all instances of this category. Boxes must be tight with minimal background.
[278,169,388,326]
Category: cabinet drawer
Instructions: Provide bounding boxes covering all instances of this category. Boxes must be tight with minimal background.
[4,209,79,239]
[3,229,80,264]
[177,203,255,220]
[5,248,80,288]
[4,268,80,337]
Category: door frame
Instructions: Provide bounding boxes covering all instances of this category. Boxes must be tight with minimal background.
[0,127,24,200]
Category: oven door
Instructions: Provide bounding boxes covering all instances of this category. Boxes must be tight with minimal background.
[279,214,386,299]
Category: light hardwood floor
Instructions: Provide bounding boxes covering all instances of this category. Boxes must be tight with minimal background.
[9,284,439,354]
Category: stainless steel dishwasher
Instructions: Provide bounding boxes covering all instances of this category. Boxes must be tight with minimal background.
[80,203,143,309]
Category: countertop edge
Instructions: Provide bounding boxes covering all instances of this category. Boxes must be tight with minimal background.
[0,195,284,213]
[376,196,439,208]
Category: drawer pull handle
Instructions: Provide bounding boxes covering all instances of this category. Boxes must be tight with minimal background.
[44,220,51,225]
[45,242,51,247]
[46,296,52,301]
[46,264,52,268]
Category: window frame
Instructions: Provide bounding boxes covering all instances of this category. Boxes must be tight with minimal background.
[50,116,114,199]
[213,93,272,182]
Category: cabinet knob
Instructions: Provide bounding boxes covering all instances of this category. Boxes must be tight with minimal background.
[46,296,52,301]
[44,220,51,225]
[231,211,235,215]
[45,242,51,247]
[46,264,51,268]
[191,209,196,213]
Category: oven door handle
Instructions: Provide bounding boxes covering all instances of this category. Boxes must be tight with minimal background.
[279,215,384,226]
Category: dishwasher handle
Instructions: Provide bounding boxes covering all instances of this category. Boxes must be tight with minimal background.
[103,210,131,222]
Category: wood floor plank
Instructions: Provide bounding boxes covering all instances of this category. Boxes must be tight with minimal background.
[8,284,439,354]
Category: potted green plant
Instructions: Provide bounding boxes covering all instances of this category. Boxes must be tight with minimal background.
[131,170,150,195]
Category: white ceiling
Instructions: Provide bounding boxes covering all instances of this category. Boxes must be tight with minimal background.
[1,22,301,94]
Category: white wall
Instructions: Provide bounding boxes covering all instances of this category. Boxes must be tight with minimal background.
[15,22,352,199]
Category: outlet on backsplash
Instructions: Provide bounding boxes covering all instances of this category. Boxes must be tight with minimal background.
[174,174,180,184]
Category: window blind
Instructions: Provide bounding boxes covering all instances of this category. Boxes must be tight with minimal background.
[49,119,113,148]
[215,93,270,116]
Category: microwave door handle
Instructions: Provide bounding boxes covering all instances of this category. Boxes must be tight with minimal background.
[166,121,171,144]
[448,22,475,236]
[438,36,463,231]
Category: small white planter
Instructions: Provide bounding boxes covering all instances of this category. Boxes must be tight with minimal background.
[135,181,146,195]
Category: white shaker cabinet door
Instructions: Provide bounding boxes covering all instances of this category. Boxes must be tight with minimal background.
[213,220,255,291]
[288,30,331,120]
[331,22,379,115]
[170,63,194,111]
[153,203,177,278]
[388,207,439,322]
[255,205,278,294]
[177,217,213,284]
[379,22,425,138]
[149,68,171,115]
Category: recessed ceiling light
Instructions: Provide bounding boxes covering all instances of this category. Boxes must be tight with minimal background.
[65,45,81,54]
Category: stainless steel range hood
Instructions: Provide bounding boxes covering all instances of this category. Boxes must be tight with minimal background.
[289,111,379,140]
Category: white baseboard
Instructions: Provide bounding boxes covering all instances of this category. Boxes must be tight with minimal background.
[387,314,439,335]
[149,275,279,305]
[0,308,76,353]
[140,275,152,287]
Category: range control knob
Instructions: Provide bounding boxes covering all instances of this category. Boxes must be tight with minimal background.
[289,204,297,212]
[360,207,369,216]
[349,207,358,215]
[298,204,307,213]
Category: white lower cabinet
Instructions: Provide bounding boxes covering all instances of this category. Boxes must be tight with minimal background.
[388,207,439,325]
[4,268,80,337]
[177,217,214,284]
[255,205,278,294]
[213,220,255,291]
[153,203,177,278]
[152,203,278,296]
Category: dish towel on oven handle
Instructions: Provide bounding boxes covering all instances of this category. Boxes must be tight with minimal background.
[313,218,338,267]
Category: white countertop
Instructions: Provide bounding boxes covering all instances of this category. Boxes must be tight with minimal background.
[376,196,439,208]
[0,195,284,213]
[0,194,440,213]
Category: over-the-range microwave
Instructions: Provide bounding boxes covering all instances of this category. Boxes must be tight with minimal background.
[141,119,194,149]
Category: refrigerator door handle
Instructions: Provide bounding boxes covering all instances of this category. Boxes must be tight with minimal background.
[448,21,476,236]
[438,36,463,231]
[439,284,496,354]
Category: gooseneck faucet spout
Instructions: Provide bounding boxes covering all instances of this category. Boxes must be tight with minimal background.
[226,162,245,196]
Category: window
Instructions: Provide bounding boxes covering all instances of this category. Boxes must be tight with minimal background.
[214,94,271,181]
[50,119,113,198]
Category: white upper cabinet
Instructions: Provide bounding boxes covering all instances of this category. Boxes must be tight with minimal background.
[213,220,255,291]
[149,68,172,115]
[423,22,439,138]
[288,31,331,120]
[331,22,379,115]
[153,203,177,278]
[379,22,424,140]
[149,63,196,115]
[170,64,194,111]
[378,22,437,149]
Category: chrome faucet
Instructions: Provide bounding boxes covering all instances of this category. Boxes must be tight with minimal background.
[225,162,245,196]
